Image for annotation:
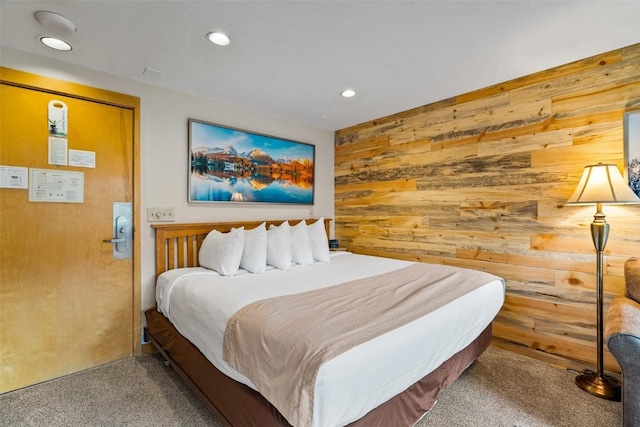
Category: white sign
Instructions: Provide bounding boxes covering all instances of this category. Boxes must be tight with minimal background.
[69,149,96,168]
[48,136,68,166]
[29,168,84,203]
[0,165,28,189]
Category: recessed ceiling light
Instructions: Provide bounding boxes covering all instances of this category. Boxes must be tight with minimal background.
[38,36,72,51]
[207,32,230,46]
[341,89,356,98]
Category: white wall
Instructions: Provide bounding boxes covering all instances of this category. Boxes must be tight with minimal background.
[1,46,335,335]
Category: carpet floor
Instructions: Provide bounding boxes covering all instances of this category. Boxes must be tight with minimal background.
[0,346,622,426]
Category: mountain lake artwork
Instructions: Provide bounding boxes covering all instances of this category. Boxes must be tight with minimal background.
[626,110,640,198]
[188,119,315,204]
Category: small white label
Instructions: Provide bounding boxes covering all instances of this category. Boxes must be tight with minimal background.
[69,149,96,168]
[0,165,28,189]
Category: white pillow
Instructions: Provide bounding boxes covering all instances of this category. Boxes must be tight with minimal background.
[198,227,244,276]
[290,221,314,266]
[240,223,267,273]
[267,222,292,270]
[307,218,330,263]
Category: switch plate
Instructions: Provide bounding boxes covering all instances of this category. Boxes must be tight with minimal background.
[147,207,175,222]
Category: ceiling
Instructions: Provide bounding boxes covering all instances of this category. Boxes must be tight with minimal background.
[1,1,639,131]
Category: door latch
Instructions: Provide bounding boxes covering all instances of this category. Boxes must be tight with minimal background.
[104,202,132,259]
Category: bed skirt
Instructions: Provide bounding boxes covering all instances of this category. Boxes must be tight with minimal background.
[145,308,492,427]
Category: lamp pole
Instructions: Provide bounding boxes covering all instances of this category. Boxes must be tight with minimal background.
[574,202,621,401]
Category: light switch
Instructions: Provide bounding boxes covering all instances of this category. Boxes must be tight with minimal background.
[147,207,175,222]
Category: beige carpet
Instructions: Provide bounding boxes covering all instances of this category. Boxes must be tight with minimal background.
[0,346,622,426]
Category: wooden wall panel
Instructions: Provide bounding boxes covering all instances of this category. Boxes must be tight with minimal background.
[334,43,640,374]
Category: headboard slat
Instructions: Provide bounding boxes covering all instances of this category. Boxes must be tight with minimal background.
[186,236,195,267]
[177,236,186,270]
[167,238,176,271]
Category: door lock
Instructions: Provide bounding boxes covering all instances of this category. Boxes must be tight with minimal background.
[104,203,132,259]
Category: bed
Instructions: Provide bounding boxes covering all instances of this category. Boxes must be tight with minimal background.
[145,218,504,427]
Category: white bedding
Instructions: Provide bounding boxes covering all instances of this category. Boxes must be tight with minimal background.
[156,252,504,427]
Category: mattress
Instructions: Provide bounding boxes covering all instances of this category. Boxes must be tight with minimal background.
[156,251,504,427]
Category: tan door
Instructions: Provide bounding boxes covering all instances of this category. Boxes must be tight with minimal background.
[0,69,140,393]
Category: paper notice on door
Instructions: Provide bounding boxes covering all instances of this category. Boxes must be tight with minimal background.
[48,137,68,166]
[69,149,96,168]
[0,165,28,189]
[48,100,68,137]
[29,168,84,203]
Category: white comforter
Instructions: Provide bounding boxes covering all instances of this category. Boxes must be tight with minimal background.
[156,252,504,427]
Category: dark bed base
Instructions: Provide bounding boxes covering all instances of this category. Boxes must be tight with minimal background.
[145,308,492,427]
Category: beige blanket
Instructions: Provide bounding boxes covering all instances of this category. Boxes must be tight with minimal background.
[223,263,499,427]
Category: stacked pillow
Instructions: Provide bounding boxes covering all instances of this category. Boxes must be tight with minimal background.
[286,221,314,266]
[198,227,245,276]
[240,222,267,273]
[307,217,331,263]
[267,221,293,270]
[198,218,331,276]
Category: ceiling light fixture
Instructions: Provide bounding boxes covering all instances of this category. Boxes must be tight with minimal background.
[341,89,356,98]
[207,32,231,46]
[34,11,77,34]
[34,11,75,51]
[38,36,72,51]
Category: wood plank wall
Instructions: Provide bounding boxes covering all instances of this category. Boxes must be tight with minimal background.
[334,43,640,373]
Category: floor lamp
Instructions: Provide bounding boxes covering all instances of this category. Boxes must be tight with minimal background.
[565,163,640,401]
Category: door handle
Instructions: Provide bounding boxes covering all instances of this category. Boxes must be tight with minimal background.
[106,203,132,260]
[104,214,130,253]
[104,238,125,243]
[104,233,126,244]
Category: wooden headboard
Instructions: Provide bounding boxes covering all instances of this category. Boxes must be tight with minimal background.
[152,218,331,277]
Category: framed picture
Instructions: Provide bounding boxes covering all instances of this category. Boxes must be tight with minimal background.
[624,110,640,197]
[188,119,315,204]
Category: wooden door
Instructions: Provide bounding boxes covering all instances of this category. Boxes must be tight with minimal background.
[0,69,140,393]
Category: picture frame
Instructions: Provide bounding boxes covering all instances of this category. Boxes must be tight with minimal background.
[188,119,315,204]
[624,110,640,198]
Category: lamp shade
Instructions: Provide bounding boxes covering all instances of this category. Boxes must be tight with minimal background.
[566,163,640,205]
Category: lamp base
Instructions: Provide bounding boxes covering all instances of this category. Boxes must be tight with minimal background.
[575,370,621,401]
